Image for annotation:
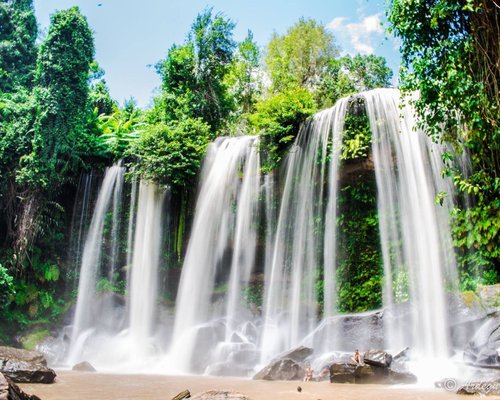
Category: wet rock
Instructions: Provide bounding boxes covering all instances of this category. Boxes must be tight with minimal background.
[171,389,190,400]
[329,363,356,383]
[464,312,500,368]
[0,372,41,400]
[190,390,251,400]
[392,347,411,362]
[253,358,305,381]
[253,346,312,380]
[278,346,313,363]
[72,361,96,372]
[329,362,416,384]
[363,350,392,367]
[0,346,56,384]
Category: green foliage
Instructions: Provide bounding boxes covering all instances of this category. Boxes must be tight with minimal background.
[387,0,500,278]
[96,274,125,294]
[316,55,393,108]
[89,79,117,116]
[250,88,315,170]
[336,173,382,313]
[341,99,372,160]
[0,264,15,313]
[19,329,50,350]
[133,117,211,192]
[0,0,37,92]
[99,104,142,158]
[241,282,264,309]
[155,8,236,133]
[266,18,339,93]
[224,31,263,123]
[17,7,95,189]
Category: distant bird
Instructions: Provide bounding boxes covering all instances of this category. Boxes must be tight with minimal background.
[297,386,302,392]
[97,3,102,6]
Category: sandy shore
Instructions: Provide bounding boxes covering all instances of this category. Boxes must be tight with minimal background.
[16,370,479,400]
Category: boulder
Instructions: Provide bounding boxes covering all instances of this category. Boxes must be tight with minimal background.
[329,363,357,383]
[171,389,190,400]
[252,346,312,381]
[464,312,500,368]
[0,372,41,400]
[253,358,305,381]
[0,346,56,384]
[72,361,96,372]
[329,362,416,385]
[363,350,392,367]
[276,346,313,363]
[190,390,251,400]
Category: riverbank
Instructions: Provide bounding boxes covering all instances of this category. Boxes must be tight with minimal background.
[18,370,469,400]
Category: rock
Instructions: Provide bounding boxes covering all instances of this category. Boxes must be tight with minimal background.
[0,346,56,384]
[392,347,411,362]
[171,389,191,400]
[72,361,96,372]
[329,362,416,384]
[253,358,305,381]
[252,346,312,381]
[363,350,392,367]
[190,390,251,400]
[329,363,356,383]
[464,312,500,368]
[0,372,41,400]
[276,346,313,363]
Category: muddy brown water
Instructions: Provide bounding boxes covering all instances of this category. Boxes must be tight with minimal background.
[16,370,478,400]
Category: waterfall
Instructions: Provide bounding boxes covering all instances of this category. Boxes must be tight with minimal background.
[128,182,166,360]
[67,161,167,369]
[363,88,457,358]
[170,136,261,373]
[67,171,95,293]
[62,89,461,377]
[259,98,348,362]
[69,163,125,364]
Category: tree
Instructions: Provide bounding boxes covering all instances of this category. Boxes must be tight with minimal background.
[250,88,315,170]
[13,7,94,260]
[155,8,236,133]
[265,18,339,93]
[133,117,211,192]
[17,6,94,188]
[316,54,393,108]
[0,0,37,92]
[387,0,499,280]
[225,31,263,118]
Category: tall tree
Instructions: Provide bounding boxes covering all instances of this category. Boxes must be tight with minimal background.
[265,18,339,93]
[156,8,236,133]
[13,7,94,260]
[225,30,263,119]
[388,0,499,280]
[316,54,393,108]
[0,0,37,92]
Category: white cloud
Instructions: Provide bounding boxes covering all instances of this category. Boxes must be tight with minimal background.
[327,17,347,31]
[327,13,384,55]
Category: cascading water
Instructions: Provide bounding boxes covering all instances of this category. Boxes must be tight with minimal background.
[67,162,168,370]
[61,89,463,380]
[69,163,125,365]
[259,98,349,362]
[363,88,457,358]
[169,136,261,374]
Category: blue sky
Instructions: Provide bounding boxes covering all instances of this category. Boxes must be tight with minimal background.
[33,0,401,108]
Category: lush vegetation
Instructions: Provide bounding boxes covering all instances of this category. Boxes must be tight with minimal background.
[387,0,499,288]
[5,0,496,345]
